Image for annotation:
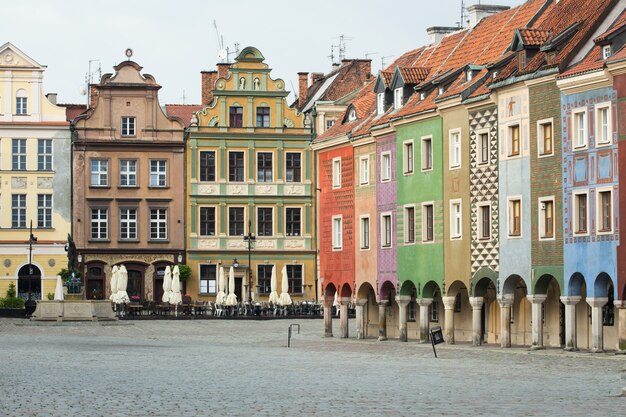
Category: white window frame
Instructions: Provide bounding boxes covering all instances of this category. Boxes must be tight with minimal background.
[332,157,341,189]
[572,107,587,150]
[15,91,27,115]
[477,129,489,166]
[90,208,108,240]
[360,215,370,251]
[150,160,167,187]
[199,206,217,237]
[595,102,612,146]
[596,187,613,235]
[150,208,168,240]
[450,199,462,240]
[403,140,414,175]
[256,206,274,237]
[421,136,433,172]
[602,45,612,60]
[90,159,109,187]
[37,139,53,171]
[121,116,136,136]
[332,215,343,250]
[422,202,435,243]
[377,92,385,115]
[12,138,26,170]
[403,205,415,244]
[119,159,137,187]
[381,151,391,182]
[572,190,589,236]
[538,196,555,241]
[119,208,138,240]
[394,88,403,109]
[478,202,491,240]
[507,196,522,238]
[37,194,53,228]
[256,151,274,183]
[285,151,302,183]
[507,122,521,158]
[12,194,26,229]
[537,118,554,158]
[449,129,461,169]
[360,155,370,185]
[466,69,473,82]
[284,206,302,237]
[199,264,218,294]
[228,206,246,236]
[381,212,393,248]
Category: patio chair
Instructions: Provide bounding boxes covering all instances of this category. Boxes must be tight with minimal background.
[214,303,225,317]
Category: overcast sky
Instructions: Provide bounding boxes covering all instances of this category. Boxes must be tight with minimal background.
[5,0,525,106]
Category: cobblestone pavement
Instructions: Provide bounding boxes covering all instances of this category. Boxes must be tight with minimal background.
[0,317,624,417]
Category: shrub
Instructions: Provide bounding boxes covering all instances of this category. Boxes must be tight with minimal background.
[178,264,192,282]
[0,282,26,309]
[47,292,54,300]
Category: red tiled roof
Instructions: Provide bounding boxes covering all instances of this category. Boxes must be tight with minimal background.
[60,104,87,122]
[595,8,626,42]
[518,28,552,46]
[381,71,393,87]
[398,67,430,84]
[165,104,203,127]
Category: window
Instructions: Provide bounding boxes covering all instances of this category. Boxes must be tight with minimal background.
[539,198,554,239]
[423,204,434,242]
[119,160,137,187]
[285,207,301,236]
[479,204,491,240]
[572,192,588,235]
[596,104,611,145]
[199,265,217,294]
[430,300,439,322]
[150,208,167,240]
[421,137,432,171]
[377,92,385,115]
[404,207,415,243]
[38,139,52,170]
[572,109,587,149]
[257,207,273,236]
[449,130,461,169]
[90,159,108,186]
[381,152,391,182]
[538,120,553,156]
[228,207,245,236]
[603,45,612,60]
[408,301,417,321]
[285,152,301,183]
[37,194,52,228]
[12,194,26,228]
[360,156,370,185]
[381,213,392,247]
[120,208,137,240]
[257,152,273,182]
[394,88,403,109]
[403,141,414,174]
[466,69,473,82]
[478,132,489,165]
[360,216,370,249]
[228,151,245,182]
[286,265,303,293]
[199,207,216,236]
[508,124,520,157]
[12,139,26,170]
[332,216,342,249]
[438,86,445,96]
[229,106,243,127]
[332,158,341,188]
[150,160,167,187]
[326,119,336,130]
[15,92,27,115]
[597,189,612,233]
[90,208,108,239]
[257,265,273,294]
[199,151,216,182]
[348,109,357,121]
[450,200,461,239]
[121,117,136,136]
[508,198,521,237]
[256,107,270,127]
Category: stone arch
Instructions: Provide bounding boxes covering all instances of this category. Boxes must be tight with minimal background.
[471,267,497,297]
[502,274,525,296]
[356,281,376,300]
[593,272,613,298]
[422,280,441,299]
[534,273,562,296]
[17,263,42,299]
[379,280,396,303]
[533,274,563,347]
[323,282,337,299]
[567,272,586,296]
[447,280,466,296]
[339,282,353,298]
[399,280,416,297]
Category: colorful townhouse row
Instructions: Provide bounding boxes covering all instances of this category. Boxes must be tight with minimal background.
[310,0,626,352]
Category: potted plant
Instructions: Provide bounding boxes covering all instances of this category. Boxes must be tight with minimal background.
[178,264,191,294]
[0,282,26,318]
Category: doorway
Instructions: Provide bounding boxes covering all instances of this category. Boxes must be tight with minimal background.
[17,264,41,300]
[235,277,243,301]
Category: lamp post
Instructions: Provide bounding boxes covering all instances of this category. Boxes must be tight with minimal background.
[243,220,255,303]
[25,220,38,315]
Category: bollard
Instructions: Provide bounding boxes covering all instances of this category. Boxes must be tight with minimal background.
[287,323,301,347]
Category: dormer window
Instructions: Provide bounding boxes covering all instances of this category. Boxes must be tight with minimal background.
[377,92,385,115]
[438,86,444,96]
[603,45,612,60]
[492,71,498,79]
[466,70,473,82]
[420,92,426,101]
[394,88,403,109]
[348,109,357,121]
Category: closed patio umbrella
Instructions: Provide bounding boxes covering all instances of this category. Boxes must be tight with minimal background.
[109,265,119,303]
[162,266,172,303]
[268,265,279,305]
[216,266,226,305]
[53,275,64,301]
[170,265,182,305]
[278,265,292,306]
[116,265,130,304]
[225,266,238,306]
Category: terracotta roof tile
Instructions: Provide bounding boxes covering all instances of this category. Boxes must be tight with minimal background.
[165,104,203,127]
[594,8,626,42]
[381,70,394,87]
[518,28,552,46]
[398,67,430,84]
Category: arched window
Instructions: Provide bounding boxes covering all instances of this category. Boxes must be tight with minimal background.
[15,89,28,115]
[17,264,41,300]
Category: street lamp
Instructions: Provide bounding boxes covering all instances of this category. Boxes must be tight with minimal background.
[25,220,37,316]
[243,220,255,303]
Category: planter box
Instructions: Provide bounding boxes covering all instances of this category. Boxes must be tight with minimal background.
[30,300,116,321]
[0,308,26,318]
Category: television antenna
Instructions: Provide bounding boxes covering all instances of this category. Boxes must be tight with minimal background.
[80,59,101,107]
[332,34,353,62]
[381,55,393,69]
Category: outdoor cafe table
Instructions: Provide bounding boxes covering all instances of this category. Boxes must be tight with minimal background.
[127,304,143,317]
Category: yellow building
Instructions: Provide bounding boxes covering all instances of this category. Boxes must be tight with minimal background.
[0,43,71,300]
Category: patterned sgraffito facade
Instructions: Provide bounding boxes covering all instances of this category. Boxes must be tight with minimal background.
[376,132,397,297]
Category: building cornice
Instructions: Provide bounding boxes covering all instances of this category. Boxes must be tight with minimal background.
[556,69,612,94]
[310,135,350,151]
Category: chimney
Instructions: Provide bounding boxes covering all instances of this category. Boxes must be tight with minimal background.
[89,84,99,109]
[355,59,372,80]
[298,72,309,109]
[426,26,460,45]
[201,70,218,106]
[216,63,230,80]
[467,4,510,29]
[311,72,325,83]
[46,93,57,105]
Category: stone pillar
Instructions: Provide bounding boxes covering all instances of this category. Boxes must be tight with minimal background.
[560,296,581,351]
[378,301,389,341]
[323,295,333,338]
[442,296,456,344]
[339,297,350,339]
[527,294,547,350]
[615,300,626,353]
[354,299,368,339]
[417,298,433,343]
[469,297,484,346]
[499,295,514,348]
[396,295,411,342]
[587,297,608,353]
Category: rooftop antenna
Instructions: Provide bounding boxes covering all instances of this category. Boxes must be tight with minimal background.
[214,20,227,63]
[458,0,467,28]
[328,44,336,66]
[334,34,353,62]
[365,52,378,60]
[181,90,187,105]
[80,58,101,107]
[381,55,393,70]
